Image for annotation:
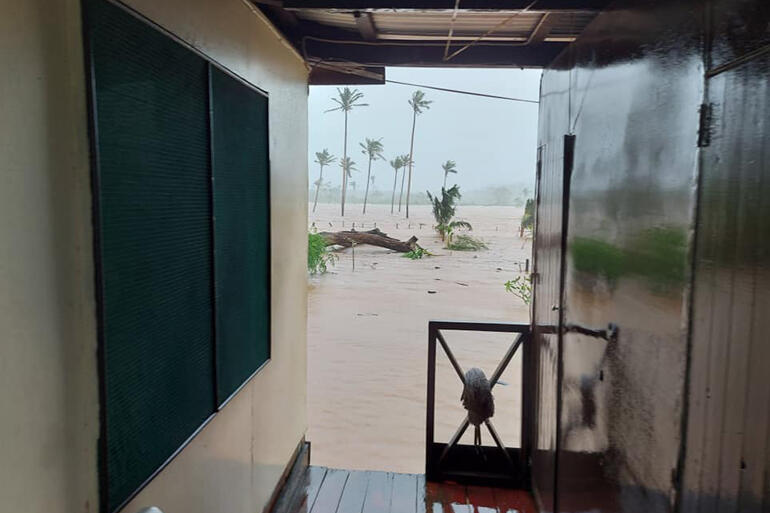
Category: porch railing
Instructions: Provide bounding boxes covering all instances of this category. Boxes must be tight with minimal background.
[426,320,531,487]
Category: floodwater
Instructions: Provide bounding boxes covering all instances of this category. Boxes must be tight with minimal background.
[308,202,531,473]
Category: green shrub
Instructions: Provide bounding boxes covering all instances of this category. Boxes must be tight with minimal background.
[504,276,532,305]
[403,247,431,260]
[308,232,337,274]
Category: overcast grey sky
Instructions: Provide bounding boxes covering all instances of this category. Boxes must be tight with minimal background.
[308,67,542,194]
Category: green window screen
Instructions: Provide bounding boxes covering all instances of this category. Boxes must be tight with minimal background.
[211,67,271,403]
[87,0,216,510]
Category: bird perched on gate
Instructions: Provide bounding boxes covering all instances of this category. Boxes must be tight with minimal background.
[461,367,495,447]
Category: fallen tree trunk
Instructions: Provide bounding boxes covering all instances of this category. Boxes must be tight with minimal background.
[320,228,418,253]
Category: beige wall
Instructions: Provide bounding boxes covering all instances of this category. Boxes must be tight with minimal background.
[0,0,309,511]
[0,0,99,511]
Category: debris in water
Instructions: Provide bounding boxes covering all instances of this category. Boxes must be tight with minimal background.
[427,290,437,294]
[455,282,469,287]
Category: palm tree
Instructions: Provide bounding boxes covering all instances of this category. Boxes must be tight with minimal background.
[326,87,367,216]
[398,153,411,213]
[442,160,458,188]
[405,90,432,218]
[312,149,335,213]
[389,156,404,214]
[359,138,384,214]
[339,157,357,200]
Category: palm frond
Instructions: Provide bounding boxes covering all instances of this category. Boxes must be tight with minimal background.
[409,90,433,114]
[427,185,462,227]
[339,156,358,177]
[442,160,458,174]
[360,138,385,160]
[327,87,368,113]
[314,149,336,166]
[449,220,472,231]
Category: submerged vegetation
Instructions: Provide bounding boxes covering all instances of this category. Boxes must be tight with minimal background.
[504,276,532,305]
[427,185,477,248]
[447,234,488,251]
[308,232,337,275]
[403,247,431,260]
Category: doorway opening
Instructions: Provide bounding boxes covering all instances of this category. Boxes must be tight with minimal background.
[307,67,540,474]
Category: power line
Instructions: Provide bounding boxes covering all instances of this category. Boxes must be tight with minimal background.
[385,79,539,104]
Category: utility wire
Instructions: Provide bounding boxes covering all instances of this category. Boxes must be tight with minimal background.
[385,79,539,104]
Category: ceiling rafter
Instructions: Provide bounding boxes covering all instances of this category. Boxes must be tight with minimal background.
[353,11,378,40]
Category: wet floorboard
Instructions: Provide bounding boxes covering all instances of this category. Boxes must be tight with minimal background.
[273,466,536,513]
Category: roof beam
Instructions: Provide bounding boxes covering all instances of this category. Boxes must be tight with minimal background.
[309,64,385,84]
[282,1,609,11]
[302,37,568,67]
[353,11,378,41]
[528,12,558,44]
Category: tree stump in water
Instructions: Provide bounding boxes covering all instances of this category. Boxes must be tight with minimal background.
[319,228,418,253]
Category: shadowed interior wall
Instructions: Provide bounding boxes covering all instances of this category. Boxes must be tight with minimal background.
[532,1,705,511]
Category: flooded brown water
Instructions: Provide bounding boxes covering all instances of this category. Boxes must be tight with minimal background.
[307,203,531,473]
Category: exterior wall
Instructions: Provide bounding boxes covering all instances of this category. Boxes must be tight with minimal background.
[532,1,705,511]
[681,1,770,511]
[0,0,309,512]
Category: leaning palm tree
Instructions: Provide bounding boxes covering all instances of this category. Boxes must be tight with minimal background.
[398,153,411,213]
[442,160,458,188]
[339,157,357,200]
[359,138,384,214]
[312,149,335,213]
[389,156,404,214]
[405,90,432,218]
[326,87,368,216]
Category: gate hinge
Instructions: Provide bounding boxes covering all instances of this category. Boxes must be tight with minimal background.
[697,103,713,147]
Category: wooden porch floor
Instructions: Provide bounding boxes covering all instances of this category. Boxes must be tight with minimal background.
[273,466,537,513]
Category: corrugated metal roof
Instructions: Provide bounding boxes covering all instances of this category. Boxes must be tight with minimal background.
[293,9,593,41]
